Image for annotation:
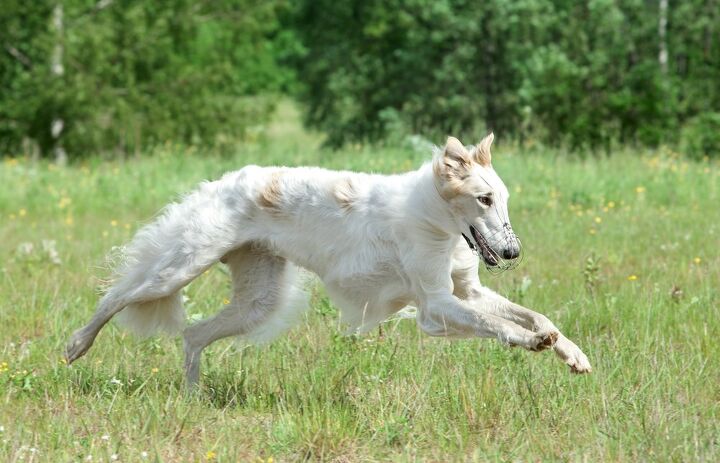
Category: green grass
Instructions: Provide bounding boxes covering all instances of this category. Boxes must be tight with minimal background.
[1,104,719,461]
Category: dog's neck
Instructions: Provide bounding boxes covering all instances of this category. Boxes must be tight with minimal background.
[403,163,459,237]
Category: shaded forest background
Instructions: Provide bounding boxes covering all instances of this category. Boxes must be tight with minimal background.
[2,0,719,160]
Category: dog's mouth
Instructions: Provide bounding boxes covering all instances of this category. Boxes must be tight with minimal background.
[462,225,500,267]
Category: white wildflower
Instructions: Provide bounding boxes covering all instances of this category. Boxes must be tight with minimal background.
[16,242,34,255]
[41,239,62,265]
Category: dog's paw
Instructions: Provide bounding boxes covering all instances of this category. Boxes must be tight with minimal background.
[65,329,94,365]
[528,331,559,352]
[554,336,592,374]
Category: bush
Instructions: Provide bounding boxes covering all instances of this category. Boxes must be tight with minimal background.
[287,0,719,151]
[680,113,720,159]
[0,0,287,159]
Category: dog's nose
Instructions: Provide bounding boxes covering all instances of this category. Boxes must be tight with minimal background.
[502,248,520,260]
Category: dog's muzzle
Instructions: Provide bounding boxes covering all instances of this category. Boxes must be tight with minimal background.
[462,223,521,271]
[462,225,499,267]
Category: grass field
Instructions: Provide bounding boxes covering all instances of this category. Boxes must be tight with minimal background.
[1,105,719,462]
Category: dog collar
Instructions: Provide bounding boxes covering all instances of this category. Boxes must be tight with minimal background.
[461,233,478,254]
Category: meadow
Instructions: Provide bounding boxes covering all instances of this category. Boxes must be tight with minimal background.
[1,106,718,462]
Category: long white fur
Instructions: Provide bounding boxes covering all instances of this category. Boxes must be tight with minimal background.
[65,135,592,389]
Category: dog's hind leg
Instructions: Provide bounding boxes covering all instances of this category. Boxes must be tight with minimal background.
[65,291,130,364]
[65,247,220,365]
[182,245,298,391]
[66,275,192,365]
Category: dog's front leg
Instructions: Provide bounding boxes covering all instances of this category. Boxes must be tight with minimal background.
[466,287,592,373]
[416,294,559,352]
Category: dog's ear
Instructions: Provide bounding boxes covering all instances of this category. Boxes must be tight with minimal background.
[442,136,472,176]
[474,132,494,166]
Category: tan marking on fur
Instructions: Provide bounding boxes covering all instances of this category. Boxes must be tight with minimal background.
[474,133,494,166]
[433,156,463,200]
[258,172,284,211]
[434,135,496,199]
[334,178,357,212]
[445,136,472,168]
[433,138,473,200]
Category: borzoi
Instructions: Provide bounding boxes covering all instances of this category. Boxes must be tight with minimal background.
[65,134,591,389]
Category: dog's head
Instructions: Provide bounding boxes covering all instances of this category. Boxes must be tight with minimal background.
[433,134,521,270]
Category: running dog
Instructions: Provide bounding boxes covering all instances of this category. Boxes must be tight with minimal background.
[65,134,591,389]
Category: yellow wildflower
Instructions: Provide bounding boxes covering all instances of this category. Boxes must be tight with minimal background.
[607,201,615,208]
[589,228,596,235]
[19,208,27,217]
[693,257,701,265]
[223,298,231,305]
[110,220,118,227]
[594,216,602,224]
[627,275,638,281]
[151,367,159,374]
[635,186,646,194]
[206,451,217,460]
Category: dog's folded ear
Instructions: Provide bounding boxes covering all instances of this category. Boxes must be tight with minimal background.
[442,136,472,174]
[474,133,494,166]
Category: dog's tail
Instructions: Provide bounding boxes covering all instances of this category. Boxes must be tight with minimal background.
[114,293,185,338]
[106,205,192,337]
[103,181,233,338]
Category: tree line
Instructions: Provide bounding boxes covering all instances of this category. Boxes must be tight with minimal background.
[2,0,719,160]
[1,0,290,160]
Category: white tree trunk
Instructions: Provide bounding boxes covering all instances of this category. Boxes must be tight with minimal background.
[51,3,68,165]
[658,0,668,74]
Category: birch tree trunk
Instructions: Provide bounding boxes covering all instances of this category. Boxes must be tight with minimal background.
[658,0,668,75]
[51,3,68,164]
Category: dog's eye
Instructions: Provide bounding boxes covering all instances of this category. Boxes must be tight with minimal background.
[477,196,493,207]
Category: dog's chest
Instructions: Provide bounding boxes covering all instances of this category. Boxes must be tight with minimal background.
[325,258,412,307]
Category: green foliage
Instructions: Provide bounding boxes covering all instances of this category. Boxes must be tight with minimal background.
[3,1,720,156]
[288,0,720,150]
[0,0,287,158]
[680,112,720,159]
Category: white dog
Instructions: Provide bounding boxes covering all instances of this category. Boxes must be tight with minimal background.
[66,134,591,389]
